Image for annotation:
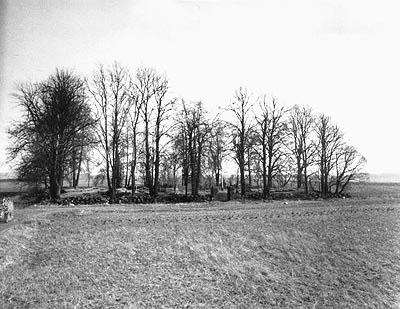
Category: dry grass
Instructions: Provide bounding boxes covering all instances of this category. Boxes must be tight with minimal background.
[1,192,400,307]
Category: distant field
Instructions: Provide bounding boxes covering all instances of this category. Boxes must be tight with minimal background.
[1,187,400,308]
[0,178,106,194]
[0,179,31,193]
[347,182,400,199]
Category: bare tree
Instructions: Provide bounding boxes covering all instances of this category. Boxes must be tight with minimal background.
[132,68,175,197]
[315,114,343,196]
[126,84,142,194]
[135,67,158,195]
[176,100,210,196]
[160,148,180,193]
[88,65,111,189]
[246,128,260,191]
[287,105,316,193]
[152,76,175,197]
[227,87,254,197]
[255,96,287,198]
[173,101,190,195]
[12,135,49,186]
[66,127,96,189]
[9,69,95,200]
[82,149,94,187]
[88,63,131,203]
[274,153,295,188]
[207,118,227,188]
[333,144,366,194]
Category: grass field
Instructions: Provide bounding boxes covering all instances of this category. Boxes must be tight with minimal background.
[1,184,400,308]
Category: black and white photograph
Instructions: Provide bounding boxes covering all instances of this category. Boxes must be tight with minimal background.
[0,0,400,307]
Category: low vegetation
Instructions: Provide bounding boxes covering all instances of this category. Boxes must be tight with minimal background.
[1,183,400,308]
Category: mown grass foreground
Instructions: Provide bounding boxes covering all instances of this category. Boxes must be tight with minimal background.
[1,197,400,308]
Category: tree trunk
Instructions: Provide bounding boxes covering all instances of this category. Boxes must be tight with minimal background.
[106,154,111,192]
[49,173,61,201]
[105,113,111,191]
[49,156,62,201]
[184,161,189,196]
[267,173,272,196]
[320,153,325,195]
[154,135,160,198]
[72,148,77,188]
[247,151,252,191]
[75,145,83,189]
[173,164,177,193]
[190,134,196,196]
[131,129,137,195]
[110,141,118,203]
[339,175,352,194]
[240,162,245,197]
[125,127,129,188]
[131,162,136,195]
[304,166,309,194]
[324,166,329,195]
[262,145,267,199]
[125,154,129,188]
[296,157,302,190]
[335,179,340,195]
[194,140,203,196]
[144,114,153,195]
[267,154,273,196]
[215,169,220,189]
[111,164,117,204]
[185,174,188,196]
[115,151,121,189]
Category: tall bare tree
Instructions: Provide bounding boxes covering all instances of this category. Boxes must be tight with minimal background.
[133,68,174,197]
[67,127,96,189]
[245,129,259,191]
[227,87,254,197]
[160,148,180,193]
[88,63,131,203]
[333,144,366,194]
[173,102,190,195]
[135,67,157,195]
[208,119,227,188]
[152,76,175,197]
[126,84,142,194]
[287,105,316,193]
[315,114,343,196]
[175,101,210,196]
[255,96,287,198]
[82,149,95,187]
[9,69,95,200]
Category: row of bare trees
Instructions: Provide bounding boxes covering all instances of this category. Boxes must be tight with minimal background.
[226,87,366,198]
[87,64,176,202]
[8,64,366,202]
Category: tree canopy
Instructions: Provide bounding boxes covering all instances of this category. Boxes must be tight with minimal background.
[8,69,96,200]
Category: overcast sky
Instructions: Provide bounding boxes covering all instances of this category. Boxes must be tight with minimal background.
[1,0,399,174]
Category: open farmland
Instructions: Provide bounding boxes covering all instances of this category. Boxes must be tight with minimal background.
[1,184,400,308]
